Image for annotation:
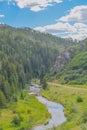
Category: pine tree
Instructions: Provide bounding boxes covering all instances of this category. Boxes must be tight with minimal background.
[42,78,47,90]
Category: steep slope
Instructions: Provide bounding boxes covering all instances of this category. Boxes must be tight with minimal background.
[54,39,87,85]
[0,24,75,106]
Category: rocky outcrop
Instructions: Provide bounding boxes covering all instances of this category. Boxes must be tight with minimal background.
[52,41,86,72]
[52,49,75,72]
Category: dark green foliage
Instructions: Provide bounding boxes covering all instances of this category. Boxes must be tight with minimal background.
[20,92,24,99]
[12,116,22,126]
[40,68,45,84]
[42,78,47,90]
[1,25,71,105]
[0,128,3,130]
[77,96,83,103]
[12,95,18,102]
[58,39,87,85]
[0,90,6,108]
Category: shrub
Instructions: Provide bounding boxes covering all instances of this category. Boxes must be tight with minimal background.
[0,128,3,130]
[82,111,87,123]
[12,116,22,126]
[77,96,83,103]
[13,96,18,102]
[20,92,24,99]
[42,78,47,90]
[12,109,17,114]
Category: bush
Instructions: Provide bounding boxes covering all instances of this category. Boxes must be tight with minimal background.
[13,96,18,102]
[82,111,87,123]
[12,116,22,126]
[0,128,3,130]
[0,90,6,108]
[12,109,17,114]
[42,78,47,90]
[20,92,24,99]
[77,96,83,103]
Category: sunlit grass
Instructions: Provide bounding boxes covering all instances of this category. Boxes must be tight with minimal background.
[41,84,87,130]
[0,94,50,130]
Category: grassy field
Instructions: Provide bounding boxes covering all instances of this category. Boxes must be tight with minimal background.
[41,84,87,130]
[0,91,51,130]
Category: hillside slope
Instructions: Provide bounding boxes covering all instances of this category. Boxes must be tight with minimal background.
[0,24,75,106]
[54,39,87,85]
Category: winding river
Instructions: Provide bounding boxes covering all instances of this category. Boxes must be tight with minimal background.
[29,84,66,130]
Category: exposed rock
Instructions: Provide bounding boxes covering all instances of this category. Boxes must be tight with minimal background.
[52,42,86,72]
[52,49,74,72]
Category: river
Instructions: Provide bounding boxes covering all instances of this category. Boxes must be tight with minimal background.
[29,84,66,130]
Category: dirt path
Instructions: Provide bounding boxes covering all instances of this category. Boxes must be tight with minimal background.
[48,82,87,91]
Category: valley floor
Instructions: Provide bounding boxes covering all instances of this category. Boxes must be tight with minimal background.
[0,91,50,130]
[1,83,87,130]
[41,83,87,130]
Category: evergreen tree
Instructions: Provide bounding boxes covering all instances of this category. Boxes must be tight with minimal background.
[42,78,47,90]
[0,90,6,108]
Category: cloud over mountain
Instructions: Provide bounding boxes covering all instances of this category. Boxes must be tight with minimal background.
[34,22,87,40]
[34,5,87,40]
[59,5,87,22]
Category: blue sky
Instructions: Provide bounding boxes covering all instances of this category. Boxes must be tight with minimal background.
[0,0,87,40]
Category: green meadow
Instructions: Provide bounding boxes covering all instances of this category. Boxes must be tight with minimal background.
[0,92,51,130]
[41,84,87,130]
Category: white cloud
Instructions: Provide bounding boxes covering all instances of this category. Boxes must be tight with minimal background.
[10,0,62,12]
[33,4,87,40]
[34,22,87,40]
[59,5,87,22]
[35,22,76,33]
[0,14,5,18]
[0,0,62,12]
[0,1,87,40]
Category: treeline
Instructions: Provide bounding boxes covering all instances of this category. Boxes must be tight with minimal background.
[0,25,61,107]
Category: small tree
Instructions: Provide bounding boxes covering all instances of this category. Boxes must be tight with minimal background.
[0,90,6,108]
[40,67,45,84]
[12,116,22,126]
[42,78,47,90]
[20,91,24,99]
[13,95,18,102]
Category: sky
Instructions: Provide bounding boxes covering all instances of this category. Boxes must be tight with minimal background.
[0,0,87,40]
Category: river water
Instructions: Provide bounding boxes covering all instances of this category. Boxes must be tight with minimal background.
[29,84,66,130]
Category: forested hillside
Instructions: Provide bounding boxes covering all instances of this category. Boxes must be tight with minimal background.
[0,24,74,107]
[54,39,87,85]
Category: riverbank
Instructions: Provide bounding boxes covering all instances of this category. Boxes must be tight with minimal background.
[33,96,66,130]
[0,90,50,130]
[41,84,87,130]
[29,84,66,130]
